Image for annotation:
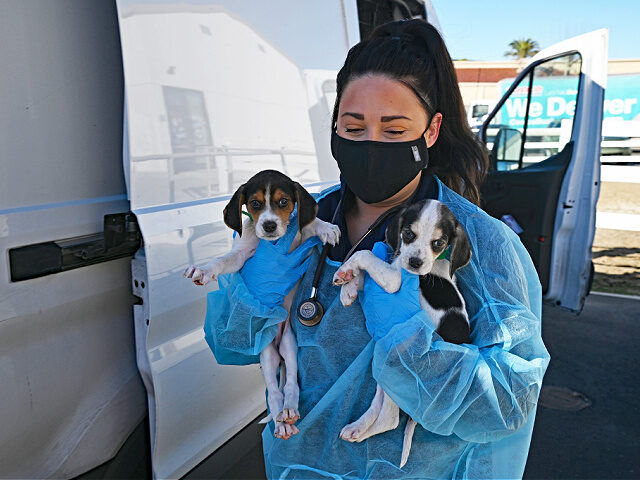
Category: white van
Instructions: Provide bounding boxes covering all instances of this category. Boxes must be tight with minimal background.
[0,1,607,478]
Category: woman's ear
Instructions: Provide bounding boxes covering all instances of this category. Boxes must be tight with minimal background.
[425,112,443,148]
[294,182,318,230]
[223,184,247,236]
[449,220,472,278]
[384,209,405,255]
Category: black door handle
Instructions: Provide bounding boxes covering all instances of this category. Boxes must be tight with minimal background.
[9,212,142,282]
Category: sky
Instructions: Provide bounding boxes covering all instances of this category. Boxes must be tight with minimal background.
[430,0,639,61]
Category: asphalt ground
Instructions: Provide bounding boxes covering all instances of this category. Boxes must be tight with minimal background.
[524,293,639,480]
[187,293,640,480]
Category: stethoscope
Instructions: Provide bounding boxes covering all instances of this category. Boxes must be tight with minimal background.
[297,200,406,327]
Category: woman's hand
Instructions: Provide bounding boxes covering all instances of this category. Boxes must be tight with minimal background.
[240,216,320,308]
[360,241,422,340]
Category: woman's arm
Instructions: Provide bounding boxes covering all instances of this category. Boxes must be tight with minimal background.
[370,221,550,443]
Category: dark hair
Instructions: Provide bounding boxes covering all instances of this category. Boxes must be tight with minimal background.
[331,19,489,206]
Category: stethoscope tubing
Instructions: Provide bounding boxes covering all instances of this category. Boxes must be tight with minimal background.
[298,198,405,326]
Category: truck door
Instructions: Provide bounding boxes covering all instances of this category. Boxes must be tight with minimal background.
[114,1,359,477]
[480,29,608,313]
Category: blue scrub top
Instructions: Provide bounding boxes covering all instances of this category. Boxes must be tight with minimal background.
[205,176,550,479]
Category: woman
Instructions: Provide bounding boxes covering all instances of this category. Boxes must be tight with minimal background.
[205,19,550,479]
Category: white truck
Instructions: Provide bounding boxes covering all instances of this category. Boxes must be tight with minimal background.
[0,1,607,478]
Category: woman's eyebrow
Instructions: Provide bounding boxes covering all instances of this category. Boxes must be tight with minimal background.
[381,115,412,122]
[340,113,412,122]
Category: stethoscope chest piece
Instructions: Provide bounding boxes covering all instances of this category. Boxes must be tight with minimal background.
[297,295,324,327]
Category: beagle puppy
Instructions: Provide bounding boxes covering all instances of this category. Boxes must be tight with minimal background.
[184,169,340,440]
[332,199,472,467]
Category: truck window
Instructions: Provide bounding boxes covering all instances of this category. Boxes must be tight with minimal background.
[486,53,582,171]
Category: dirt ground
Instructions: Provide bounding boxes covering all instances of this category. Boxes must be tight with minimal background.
[592,181,640,296]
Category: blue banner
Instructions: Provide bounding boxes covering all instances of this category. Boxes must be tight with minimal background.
[497,74,640,128]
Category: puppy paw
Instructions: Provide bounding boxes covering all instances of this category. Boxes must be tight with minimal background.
[183,266,214,285]
[183,260,222,285]
[339,423,365,443]
[332,262,358,286]
[276,408,300,425]
[274,421,299,440]
[340,282,359,307]
[316,221,341,246]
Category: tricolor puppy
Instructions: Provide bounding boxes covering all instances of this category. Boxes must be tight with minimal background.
[332,199,471,467]
[184,169,340,440]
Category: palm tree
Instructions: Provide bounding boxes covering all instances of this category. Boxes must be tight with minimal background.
[505,39,540,59]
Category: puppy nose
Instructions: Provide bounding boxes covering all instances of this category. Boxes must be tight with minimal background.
[408,257,423,269]
[263,221,277,233]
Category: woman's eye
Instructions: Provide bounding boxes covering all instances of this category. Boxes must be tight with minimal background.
[432,239,445,249]
[345,128,363,133]
[278,198,289,208]
[249,200,262,209]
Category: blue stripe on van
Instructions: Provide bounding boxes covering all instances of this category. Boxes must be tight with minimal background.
[0,194,128,215]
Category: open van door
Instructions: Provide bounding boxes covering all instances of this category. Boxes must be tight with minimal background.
[480,29,608,313]
[114,1,359,477]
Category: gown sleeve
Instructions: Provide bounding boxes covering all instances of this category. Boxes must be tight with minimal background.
[371,212,551,443]
[203,272,288,366]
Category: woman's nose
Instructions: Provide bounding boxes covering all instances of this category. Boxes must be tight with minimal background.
[365,128,383,142]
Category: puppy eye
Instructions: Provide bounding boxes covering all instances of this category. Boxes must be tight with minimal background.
[278,198,289,208]
[401,228,416,243]
[432,239,446,249]
[249,200,263,210]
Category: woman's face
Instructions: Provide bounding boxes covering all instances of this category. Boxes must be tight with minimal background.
[336,74,441,145]
[336,74,442,206]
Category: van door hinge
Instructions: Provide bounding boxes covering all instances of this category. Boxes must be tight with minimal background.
[9,212,142,282]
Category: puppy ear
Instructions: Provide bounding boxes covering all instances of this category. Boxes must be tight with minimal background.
[223,184,247,236]
[449,221,472,277]
[384,209,405,255]
[294,182,318,230]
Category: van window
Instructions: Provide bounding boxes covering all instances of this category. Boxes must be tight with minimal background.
[119,1,352,209]
[486,53,582,171]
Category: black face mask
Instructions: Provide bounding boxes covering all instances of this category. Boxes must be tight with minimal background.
[330,128,430,204]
